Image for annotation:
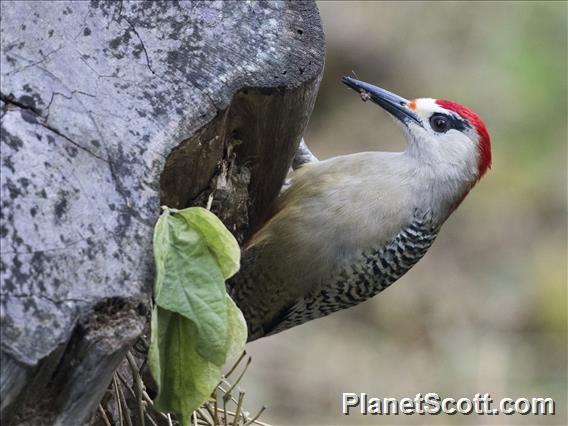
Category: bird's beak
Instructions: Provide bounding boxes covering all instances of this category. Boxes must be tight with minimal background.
[341,76,421,126]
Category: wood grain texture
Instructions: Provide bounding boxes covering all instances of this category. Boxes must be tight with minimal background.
[0,1,324,423]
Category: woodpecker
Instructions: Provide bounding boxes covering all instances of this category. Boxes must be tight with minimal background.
[229,76,491,342]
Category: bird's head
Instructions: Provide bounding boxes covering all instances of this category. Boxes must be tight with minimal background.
[342,76,491,183]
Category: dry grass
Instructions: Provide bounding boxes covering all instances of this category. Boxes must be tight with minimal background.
[98,348,270,426]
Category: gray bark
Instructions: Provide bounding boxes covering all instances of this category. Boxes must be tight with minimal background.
[0,1,324,424]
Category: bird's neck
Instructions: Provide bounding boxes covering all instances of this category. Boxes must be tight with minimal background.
[402,149,478,223]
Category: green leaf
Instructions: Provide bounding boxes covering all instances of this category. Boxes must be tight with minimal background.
[149,306,218,426]
[149,207,247,423]
[154,211,228,365]
[152,208,172,298]
[226,295,247,360]
[176,207,241,279]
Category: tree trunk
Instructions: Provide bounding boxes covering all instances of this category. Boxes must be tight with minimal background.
[0,1,324,424]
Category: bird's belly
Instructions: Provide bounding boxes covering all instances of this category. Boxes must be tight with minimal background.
[266,214,440,336]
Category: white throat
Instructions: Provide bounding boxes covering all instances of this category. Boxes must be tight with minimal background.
[403,124,480,221]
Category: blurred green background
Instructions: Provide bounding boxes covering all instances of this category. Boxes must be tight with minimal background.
[241,2,567,424]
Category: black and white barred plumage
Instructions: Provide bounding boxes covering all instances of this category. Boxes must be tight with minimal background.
[230,214,439,341]
[266,217,439,336]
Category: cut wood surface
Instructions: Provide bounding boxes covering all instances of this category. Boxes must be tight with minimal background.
[0,1,324,424]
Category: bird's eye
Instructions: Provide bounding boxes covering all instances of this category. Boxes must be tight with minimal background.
[429,114,451,133]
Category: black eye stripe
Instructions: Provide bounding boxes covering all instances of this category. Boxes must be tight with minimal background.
[429,113,469,132]
[449,114,469,131]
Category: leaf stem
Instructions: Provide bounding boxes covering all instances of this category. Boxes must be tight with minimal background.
[113,375,125,426]
[231,391,245,426]
[126,351,146,426]
[244,406,268,426]
[223,357,252,402]
[224,351,247,379]
[98,404,112,426]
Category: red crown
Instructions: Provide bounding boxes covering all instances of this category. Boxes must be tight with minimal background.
[436,100,492,178]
